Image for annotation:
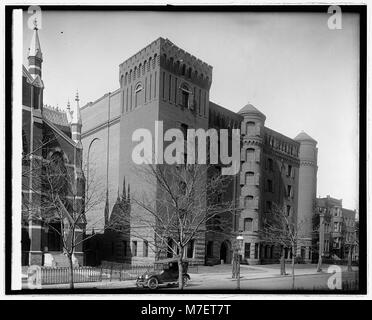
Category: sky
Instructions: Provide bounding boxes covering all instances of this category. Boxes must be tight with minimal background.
[22,10,360,210]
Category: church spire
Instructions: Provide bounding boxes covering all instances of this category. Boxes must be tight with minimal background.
[28,18,43,78]
[71,90,82,145]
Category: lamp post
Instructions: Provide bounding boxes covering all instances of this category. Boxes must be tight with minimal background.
[86,137,100,203]
[236,235,244,290]
[317,207,325,272]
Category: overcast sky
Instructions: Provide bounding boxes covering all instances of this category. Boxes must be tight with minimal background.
[23,10,359,210]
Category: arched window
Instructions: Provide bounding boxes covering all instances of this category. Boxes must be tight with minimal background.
[246,121,255,136]
[181,64,186,76]
[143,61,147,74]
[148,57,152,72]
[187,67,192,78]
[180,83,191,108]
[244,195,254,208]
[134,83,143,108]
[129,70,132,83]
[246,148,255,161]
[138,64,142,77]
[153,54,157,69]
[244,218,253,231]
[245,171,254,185]
[133,67,137,80]
[194,70,198,80]
[47,151,68,200]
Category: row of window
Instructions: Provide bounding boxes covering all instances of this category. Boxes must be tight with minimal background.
[115,240,149,257]
[167,239,195,259]
[122,72,158,113]
[161,72,208,117]
[265,134,298,157]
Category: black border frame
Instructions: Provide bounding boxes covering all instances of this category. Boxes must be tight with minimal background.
[5,4,367,296]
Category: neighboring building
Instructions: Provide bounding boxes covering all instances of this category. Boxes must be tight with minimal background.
[21,21,85,266]
[81,37,318,266]
[315,196,358,261]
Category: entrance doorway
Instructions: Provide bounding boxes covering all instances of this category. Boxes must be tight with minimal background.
[220,240,231,264]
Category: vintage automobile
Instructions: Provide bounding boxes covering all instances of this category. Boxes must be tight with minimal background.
[136,259,191,289]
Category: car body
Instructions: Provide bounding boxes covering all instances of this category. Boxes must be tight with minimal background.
[136,259,191,289]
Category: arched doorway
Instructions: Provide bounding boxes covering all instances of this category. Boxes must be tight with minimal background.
[220,240,232,264]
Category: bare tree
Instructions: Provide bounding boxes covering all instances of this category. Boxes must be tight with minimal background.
[119,163,237,289]
[259,203,307,289]
[22,136,106,289]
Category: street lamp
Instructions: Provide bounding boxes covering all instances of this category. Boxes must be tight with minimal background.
[236,235,244,290]
[317,207,325,272]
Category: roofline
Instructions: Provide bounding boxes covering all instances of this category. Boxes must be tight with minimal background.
[81,88,121,111]
[43,118,80,149]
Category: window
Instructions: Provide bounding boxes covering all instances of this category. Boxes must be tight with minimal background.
[187,240,195,258]
[132,241,137,256]
[286,205,291,216]
[244,243,251,259]
[181,64,186,76]
[143,240,148,257]
[244,218,253,231]
[266,179,273,192]
[266,201,272,212]
[207,241,213,257]
[180,84,191,108]
[267,158,274,171]
[287,165,292,177]
[244,195,254,208]
[287,185,292,198]
[245,171,254,185]
[254,243,259,259]
[123,241,127,257]
[246,148,255,161]
[167,238,173,258]
[134,83,143,108]
[246,121,255,136]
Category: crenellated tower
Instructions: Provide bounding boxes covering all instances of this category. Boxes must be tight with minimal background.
[71,91,82,147]
[238,103,266,264]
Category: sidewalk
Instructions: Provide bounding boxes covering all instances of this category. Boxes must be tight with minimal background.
[24,263,358,290]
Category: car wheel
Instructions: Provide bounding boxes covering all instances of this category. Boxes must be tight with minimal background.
[147,277,158,290]
[182,275,189,287]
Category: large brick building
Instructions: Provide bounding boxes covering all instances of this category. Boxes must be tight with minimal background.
[81,37,318,265]
[22,21,85,266]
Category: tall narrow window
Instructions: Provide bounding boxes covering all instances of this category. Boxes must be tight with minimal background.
[246,121,256,136]
[266,179,273,192]
[144,78,147,103]
[245,171,254,184]
[132,241,137,257]
[174,78,178,103]
[180,83,191,108]
[187,240,194,258]
[126,87,128,112]
[143,240,148,257]
[267,158,274,171]
[244,243,251,259]
[246,148,255,161]
[287,164,292,177]
[168,74,172,101]
[154,71,157,98]
[149,74,152,100]
[244,195,254,208]
[199,89,201,114]
[244,218,253,231]
[130,85,132,110]
[286,205,291,216]
[287,185,292,198]
[162,72,165,99]
[134,83,143,108]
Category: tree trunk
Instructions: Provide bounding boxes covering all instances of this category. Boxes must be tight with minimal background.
[316,254,322,272]
[178,248,184,290]
[68,253,74,289]
[347,246,353,272]
[291,245,295,290]
[280,247,286,276]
